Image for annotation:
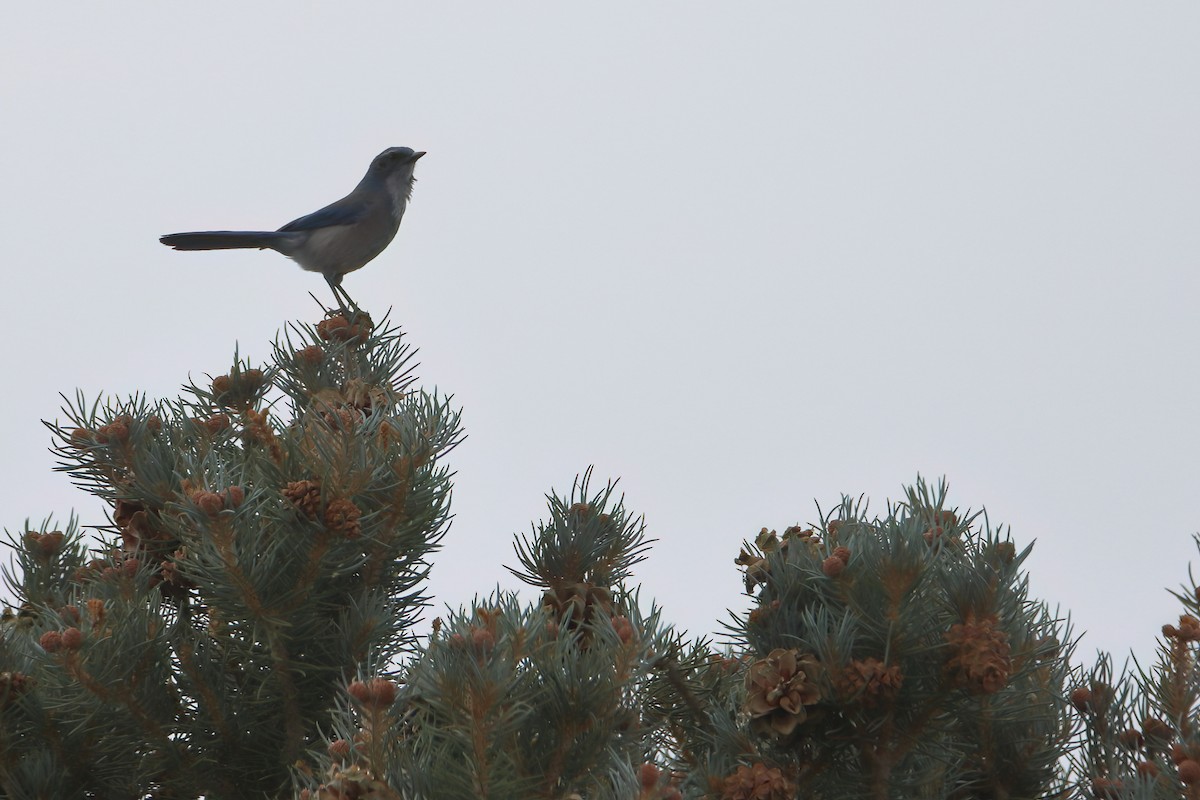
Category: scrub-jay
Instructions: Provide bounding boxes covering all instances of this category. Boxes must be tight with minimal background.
[160,147,425,308]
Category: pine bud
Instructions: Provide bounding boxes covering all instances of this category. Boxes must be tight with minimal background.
[200,414,231,435]
[1118,728,1144,749]
[994,541,1016,563]
[27,531,66,559]
[61,627,83,650]
[39,631,63,653]
[317,313,372,344]
[612,615,634,644]
[348,678,396,710]
[348,679,370,704]
[1069,687,1093,712]
[640,762,661,789]
[192,491,225,516]
[327,739,351,761]
[212,370,266,408]
[1180,760,1200,785]
[96,420,130,443]
[0,671,31,706]
[317,315,350,340]
[295,345,324,366]
[224,485,246,508]
[1142,716,1172,746]
[822,556,845,577]
[471,626,496,652]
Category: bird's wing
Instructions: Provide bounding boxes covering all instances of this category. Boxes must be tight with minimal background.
[277,197,367,232]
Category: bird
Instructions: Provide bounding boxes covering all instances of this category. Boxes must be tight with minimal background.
[160,147,426,309]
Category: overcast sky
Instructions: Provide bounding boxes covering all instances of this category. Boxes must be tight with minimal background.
[2,4,1197,669]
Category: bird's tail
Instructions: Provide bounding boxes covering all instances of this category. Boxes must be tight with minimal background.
[159,231,290,251]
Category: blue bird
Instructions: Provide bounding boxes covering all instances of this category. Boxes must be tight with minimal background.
[161,147,425,308]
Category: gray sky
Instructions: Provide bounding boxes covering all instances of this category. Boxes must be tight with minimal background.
[2,4,1197,667]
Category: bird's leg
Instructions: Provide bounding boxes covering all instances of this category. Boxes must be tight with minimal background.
[325,275,350,314]
[333,282,364,317]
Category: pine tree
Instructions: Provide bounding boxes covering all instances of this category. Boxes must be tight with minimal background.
[1,310,460,798]
[1068,540,1200,800]
[1,308,1196,799]
[688,487,1075,799]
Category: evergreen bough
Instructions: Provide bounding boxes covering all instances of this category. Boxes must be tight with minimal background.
[1,309,1197,799]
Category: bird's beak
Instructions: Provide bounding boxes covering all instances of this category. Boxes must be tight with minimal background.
[412,151,427,161]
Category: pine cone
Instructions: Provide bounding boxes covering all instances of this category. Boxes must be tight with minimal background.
[0,671,32,708]
[341,379,390,414]
[744,648,822,735]
[718,763,794,800]
[742,556,771,592]
[836,657,903,707]
[317,313,373,345]
[313,763,397,799]
[944,614,1012,695]
[324,498,362,539]
[284,480,323,519]
[542,581,613,630]
[118,507,160,551]
[781,525,819,544]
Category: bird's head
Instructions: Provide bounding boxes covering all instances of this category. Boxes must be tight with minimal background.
[368,146,426,201]
[370,147,426,175]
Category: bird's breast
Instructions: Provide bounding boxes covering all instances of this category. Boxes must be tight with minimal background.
[290,214,400,275]
[384,175,416,221]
